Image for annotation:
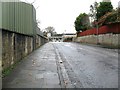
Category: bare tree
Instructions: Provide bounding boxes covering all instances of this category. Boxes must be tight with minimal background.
[44,26,57,37]
[89,2,98,22]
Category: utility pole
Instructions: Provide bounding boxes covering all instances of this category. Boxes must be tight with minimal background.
[90,1,99,42]
[94,1,99,44]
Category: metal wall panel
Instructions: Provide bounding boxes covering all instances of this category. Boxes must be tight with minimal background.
[32,6,37,35]
[2,2,15,32]
[1,2,36,36]
[0,2,2,28]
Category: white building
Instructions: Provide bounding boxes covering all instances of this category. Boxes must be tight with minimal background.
[103,0,111,2]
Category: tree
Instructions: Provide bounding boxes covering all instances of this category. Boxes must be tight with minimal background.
[118,8,120,22]
[74,13,90,32]
[89,2,98,27]
[89,2,98,22]
[44,26,56,37]
[96,2,113,20]
[97,8,119,26]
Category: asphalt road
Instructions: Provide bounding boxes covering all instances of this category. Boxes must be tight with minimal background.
[3,42,118,88]
[53,42,118,88]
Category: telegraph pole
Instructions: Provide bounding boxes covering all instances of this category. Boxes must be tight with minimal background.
[94,1,99,44]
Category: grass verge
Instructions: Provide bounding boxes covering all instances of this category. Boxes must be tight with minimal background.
[2,60,21,78]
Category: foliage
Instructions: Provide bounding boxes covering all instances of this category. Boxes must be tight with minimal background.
[89,2,99,27]
[74,13,90,32]
[89,2,98,21]
[117,8,120,21]
[2,60,21,77]
[97,8,119,26]
[96,2,113,20]
[104,12,117,25]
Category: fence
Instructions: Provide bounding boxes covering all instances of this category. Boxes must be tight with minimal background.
[74,23,120,48]
[77,23,120,37]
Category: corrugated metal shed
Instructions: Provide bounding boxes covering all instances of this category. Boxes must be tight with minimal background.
[36,26,44,36]
[0,2,2,28]
[0,0,20,2]
[0,2,36,36]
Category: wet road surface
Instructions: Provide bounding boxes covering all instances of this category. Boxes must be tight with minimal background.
[3,42,118,88]
[53,42,118,88]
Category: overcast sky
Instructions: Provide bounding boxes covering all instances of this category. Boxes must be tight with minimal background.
[21,0,119,34]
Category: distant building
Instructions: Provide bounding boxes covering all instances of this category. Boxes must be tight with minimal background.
[47,33,51,38]
[49,33,76,42]
[103,0,111,2]
[49,34,63,42]
[63,33,76,38]
[63,33,76,42]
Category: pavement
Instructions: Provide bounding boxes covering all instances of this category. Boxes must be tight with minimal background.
[2,42,118,88]
[3,43,63,88]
